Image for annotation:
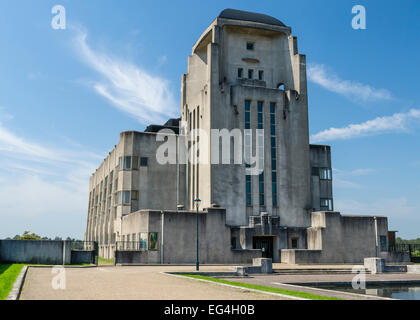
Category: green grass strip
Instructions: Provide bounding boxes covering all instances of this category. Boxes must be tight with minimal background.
[0,264,25,300]
[182,274,342,300]
[98,256,114,265]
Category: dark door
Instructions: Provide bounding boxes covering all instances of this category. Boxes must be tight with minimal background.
[253,237,273,259]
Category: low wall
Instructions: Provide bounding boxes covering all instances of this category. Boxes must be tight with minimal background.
[115,251,158,264]
[0,240,71,265]
[281,249,322,264]
[384,251,411,264]
[115,249,261,265]
[407,265,420,274]
[71,250,94,265]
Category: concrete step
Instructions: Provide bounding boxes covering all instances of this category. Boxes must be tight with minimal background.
[273,268,372,275]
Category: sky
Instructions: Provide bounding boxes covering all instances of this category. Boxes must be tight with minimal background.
[0,0,419,239]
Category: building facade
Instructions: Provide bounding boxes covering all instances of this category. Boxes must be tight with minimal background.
[85,9,400,264]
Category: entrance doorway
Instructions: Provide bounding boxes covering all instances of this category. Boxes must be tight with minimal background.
[253,236,273,259]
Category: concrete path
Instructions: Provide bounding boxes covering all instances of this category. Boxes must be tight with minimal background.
[20,266,288,300]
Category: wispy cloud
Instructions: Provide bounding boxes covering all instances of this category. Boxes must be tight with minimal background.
[311,109,420,143]
[73,28,177,125]
[0,113,100,238]
[307,63,393,102]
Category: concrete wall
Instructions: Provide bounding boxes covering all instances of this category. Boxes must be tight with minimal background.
[70,250,95,265]
[120,208,261,264]
[86,130,185,257]
[0,240,71,265]
[310,145,333,211]
[281,212,392,264]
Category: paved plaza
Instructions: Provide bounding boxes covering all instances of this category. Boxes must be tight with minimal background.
[20,266,287,300]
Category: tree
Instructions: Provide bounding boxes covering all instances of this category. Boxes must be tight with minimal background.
[17,231,42,240]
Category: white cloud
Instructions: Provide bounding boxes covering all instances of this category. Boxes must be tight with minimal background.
[307,63,393,102]
[73,28,178,125]
[335,197,420,221]
[311,109,420,143]
[350,168,376,176]
[0,115,100,239]
[334,178,364,189]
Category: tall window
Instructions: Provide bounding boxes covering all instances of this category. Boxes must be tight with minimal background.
[123,191,130,204]
[259,173,265,206]
[257,101,264,206]
[248,69,253,79]
[320,198,333,211]
[319,168,332,180]
[238,68,243,78]
[270,103,278,207]
[245,100,252,207]
[258,70,264,80]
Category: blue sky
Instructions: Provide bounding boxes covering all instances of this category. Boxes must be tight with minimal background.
[0,0,419,239]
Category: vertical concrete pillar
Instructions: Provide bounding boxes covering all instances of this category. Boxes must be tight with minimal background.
[62,240,71,265]
[364,257,385,274]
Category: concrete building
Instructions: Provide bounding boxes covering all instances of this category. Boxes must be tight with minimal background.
[85,9,402,264]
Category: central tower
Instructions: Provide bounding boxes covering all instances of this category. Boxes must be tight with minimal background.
[181,9,312,228]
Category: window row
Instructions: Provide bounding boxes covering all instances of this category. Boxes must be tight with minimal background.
[320,198,333,211]
[311,167,332,180]
[270,102,278,208]
[238,68,264,81]
[115,190,138,205]
[120,232,158,250]
[118,156,149,170]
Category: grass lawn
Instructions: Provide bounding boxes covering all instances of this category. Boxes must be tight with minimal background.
[0,264,25,300]
[98,256,114,265]
[182,274,342,300]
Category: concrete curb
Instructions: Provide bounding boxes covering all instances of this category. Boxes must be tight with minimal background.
[6,266,28,300]
[163,272,308,300]
[272,282,395,300]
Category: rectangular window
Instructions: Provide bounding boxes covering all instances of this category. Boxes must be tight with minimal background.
[117,191,122,204]
[245,99,252,207]
[258,70,264,80]
[291,238,299,249]
[119,157,123,169]
[124,156,131,169]
[380,236,387,252]
[238,68,243,78]
[123,191,130,204]
[259,173,265,206]
[246,42,254,50]
[245,100,251,129]
[270,103,277,207]
[246,175,252,207]
[312,167,320,176]
[257,101,263,129]
[140,157,148,167]
[132,156,139,169]
[320,198,333,211]
[139,233,148,249]
[248,69,253,79]
[320,168,332,180]
[148,232,158,250]
[131,190,138,201]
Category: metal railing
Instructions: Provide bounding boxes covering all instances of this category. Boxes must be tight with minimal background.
[389,243,420,256]
[115,241,147,251]
[70,240,96,251]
